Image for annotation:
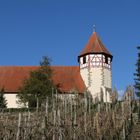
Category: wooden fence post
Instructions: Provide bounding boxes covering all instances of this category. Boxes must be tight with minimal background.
[16,113,21,140]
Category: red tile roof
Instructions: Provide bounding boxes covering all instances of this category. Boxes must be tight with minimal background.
[0,66,85,93]
[79,32,112,57]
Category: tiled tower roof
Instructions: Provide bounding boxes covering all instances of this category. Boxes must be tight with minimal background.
[79,32,112,57]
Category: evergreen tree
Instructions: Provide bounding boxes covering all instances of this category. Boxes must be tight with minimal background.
[134,46,140,119]
[134,46,140,96]
[0,88,7,108]
[17,56,56,108]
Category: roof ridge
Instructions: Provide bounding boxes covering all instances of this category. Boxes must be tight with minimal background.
[95,34,103,52]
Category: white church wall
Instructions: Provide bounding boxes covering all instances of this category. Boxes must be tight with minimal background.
[4,94,19,108]
[80,68,88,87]
[80,54,112,102]
[4,93,78,108]
[80,67,103,99]
[90,67,103,95]
[103,68,112,88]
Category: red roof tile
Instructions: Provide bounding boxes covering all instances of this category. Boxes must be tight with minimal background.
[0,66,85,93]
[79,32,112,57]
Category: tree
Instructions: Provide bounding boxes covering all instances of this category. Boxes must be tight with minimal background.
[0,88,7,108]
[134,46,140,96]
[17,56,56,108]
[134,46,140,119]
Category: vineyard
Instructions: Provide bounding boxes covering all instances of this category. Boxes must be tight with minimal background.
[0,91,139,140]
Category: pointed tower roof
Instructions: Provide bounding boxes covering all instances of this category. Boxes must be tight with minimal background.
[79,32,112,57]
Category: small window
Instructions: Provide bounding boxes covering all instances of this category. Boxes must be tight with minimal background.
[105,56,108,64]
[83,56,86,64]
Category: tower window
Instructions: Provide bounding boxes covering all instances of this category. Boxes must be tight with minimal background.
[105,56,108,64]
[83,56,86,64]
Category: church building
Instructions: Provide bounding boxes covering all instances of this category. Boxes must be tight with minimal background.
[0,31,113,108]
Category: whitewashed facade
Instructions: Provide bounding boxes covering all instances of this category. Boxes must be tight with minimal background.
[4,93,19,108]
[79,54,112,102]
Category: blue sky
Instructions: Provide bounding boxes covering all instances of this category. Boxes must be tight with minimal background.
[0,0,139,93]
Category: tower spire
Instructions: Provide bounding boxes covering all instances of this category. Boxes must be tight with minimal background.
[93,25,96,33]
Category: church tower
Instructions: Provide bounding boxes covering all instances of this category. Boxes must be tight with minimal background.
[78,31,113,102]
